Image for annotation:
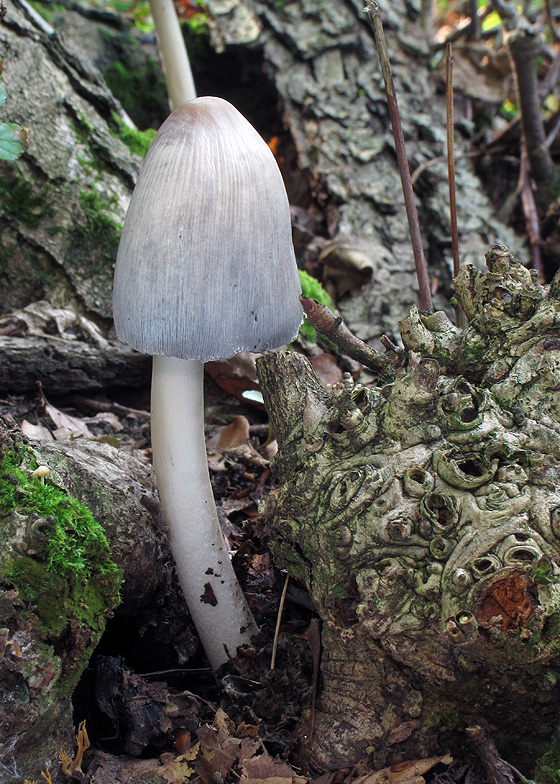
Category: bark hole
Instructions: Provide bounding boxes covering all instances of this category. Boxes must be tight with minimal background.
[475,572,535,630]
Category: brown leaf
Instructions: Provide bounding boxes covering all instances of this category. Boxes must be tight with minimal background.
[318,236,375,297]
[20,420,54,441]
[353,754,453,784]
[161,745,199,784]
[205,354,261,404]
[197,710,242,778]
[174,729,192,754]
[309,353,343,386]
[44,401,93,439]
[242,752,306,782]
[208,415,251,449]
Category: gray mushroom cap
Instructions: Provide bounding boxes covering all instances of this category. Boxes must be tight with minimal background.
[113,96,303,362]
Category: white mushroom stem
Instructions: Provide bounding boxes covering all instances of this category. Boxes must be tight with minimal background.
[151,355,258,669]
[148,0,196,108]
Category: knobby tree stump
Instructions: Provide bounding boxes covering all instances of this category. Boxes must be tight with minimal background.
[258,247,560,774]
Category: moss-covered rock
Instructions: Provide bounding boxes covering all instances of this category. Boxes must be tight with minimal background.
[0,414,173,780]
[0,430,120,778]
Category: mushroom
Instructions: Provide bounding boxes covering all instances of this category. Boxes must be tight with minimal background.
[113,96,302,669]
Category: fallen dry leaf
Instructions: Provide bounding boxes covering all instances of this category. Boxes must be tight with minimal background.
[82,412,124,432]
[241,752,307,784]
[205,354,261,404]
[353,754,453,784]
[161,743,200,784]
[45,401,93,439]
[208,415,251,449]
[309,353,343,385]
[20,420,54,441]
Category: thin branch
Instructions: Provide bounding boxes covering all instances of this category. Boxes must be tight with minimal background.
[410,149,488,185]
[508,26,556,194]
[490,0,517,20]
[433,4,497,49]
[301,296,405,373]
[420,0,433,43]
[364,0,433,312]
[466,722,532,784]
[544,0,560,42]
[519,143,544,279]
[466,0,481,40]
[545,112,560,148]
[490,0,556,201]
[446,43,460,280]
[270,573,289,671]
[446,43,467,327]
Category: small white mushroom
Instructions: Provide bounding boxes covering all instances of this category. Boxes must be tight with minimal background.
[113,97,302,668]
[32,465,50,485]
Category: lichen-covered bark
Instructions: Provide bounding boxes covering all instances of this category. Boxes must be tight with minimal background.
[0,0,140,320]
[205,0,522,343]
[258,248,560,773]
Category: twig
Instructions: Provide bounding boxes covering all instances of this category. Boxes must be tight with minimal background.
[446,44,460,280]
[466,0,481,40]
[410,149,488,185]
[300,296,405,373]
[446,43,467,327]
[544,0,560,42]
[466,722,532,784]
[491,0,556,200]
[433,4,496,49]
[420,0,432,43]
[270,572,289,671]
[490,0,516,20]
[68,394,151,420]
[545,112,560,149]
[519,144,544,279]
[364,0,433,312]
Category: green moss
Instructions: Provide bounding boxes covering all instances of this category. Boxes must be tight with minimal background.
[72,112,95,147]
[433,705,461,730]
[111,111,156,158]
[184,9,210,38]
[0,445,121,640]
[104,56,168,130]
[28,0,65,23]
[535,738,560,784]
[298,270,333,342]
[0,173,51,228]
[75,189,121,261]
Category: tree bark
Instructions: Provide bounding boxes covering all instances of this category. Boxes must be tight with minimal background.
[0,0,139,321]
[205,0,523,343]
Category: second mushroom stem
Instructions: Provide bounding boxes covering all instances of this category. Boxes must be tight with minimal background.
[151,356,258,669]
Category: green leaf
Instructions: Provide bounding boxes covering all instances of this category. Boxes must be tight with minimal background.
[0,122,25,161]
[0,86,6,108]
[481,9,501,31]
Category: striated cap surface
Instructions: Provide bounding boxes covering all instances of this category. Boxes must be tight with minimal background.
[113,96,302,361]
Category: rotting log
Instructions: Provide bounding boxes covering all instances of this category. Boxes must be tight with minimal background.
[257,246,560,774]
